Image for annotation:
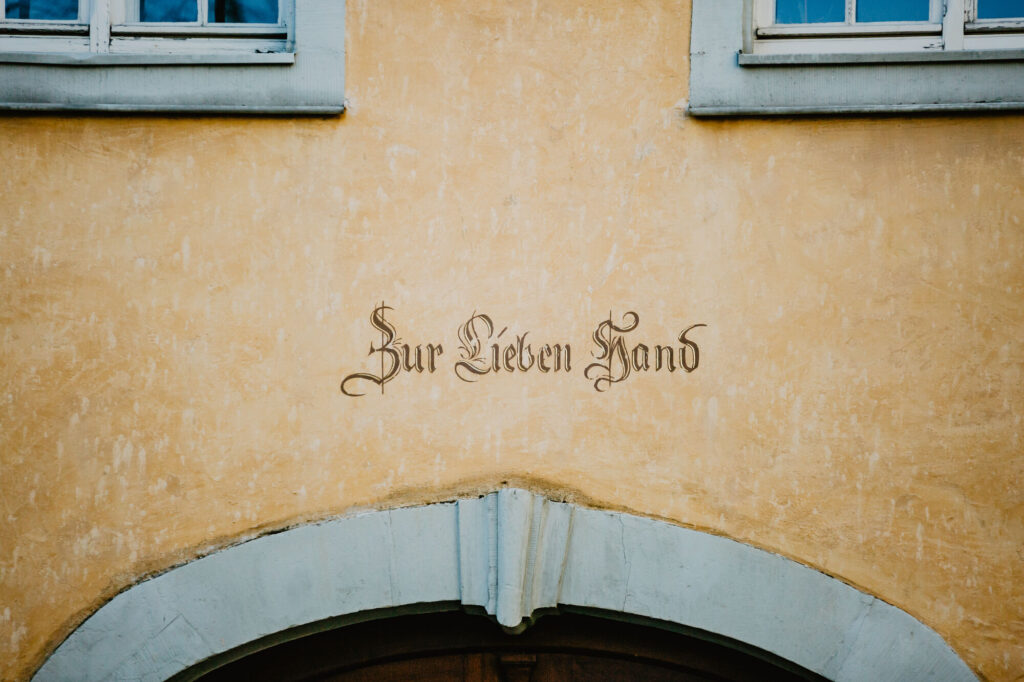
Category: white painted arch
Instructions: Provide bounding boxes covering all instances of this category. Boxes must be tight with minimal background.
[34,489,976,681]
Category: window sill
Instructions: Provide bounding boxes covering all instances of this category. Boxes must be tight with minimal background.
[739,48,1024,66]
[0,50,294,65]
[688,100,1024,116]
[0,101,343,113]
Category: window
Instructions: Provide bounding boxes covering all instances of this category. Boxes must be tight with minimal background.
[749,0,1024,56]
[0,0,344,112]
[688,0,1024,115]
[752,0,943,55]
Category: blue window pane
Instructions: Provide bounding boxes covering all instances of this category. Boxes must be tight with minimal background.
[776,0,844,23]
[139,0,197,22]
[857,0,929,21]
[5,0,78,20]
[979,0,1024,18]
[208,0,277,23]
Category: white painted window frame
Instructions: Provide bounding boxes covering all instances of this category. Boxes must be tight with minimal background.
[0,0,90,54]
[0,0,343,112]
[0,0,293,61]
[689,0,1024,115]
[964,0,1024,49]
[0,0,91,24]
[751,0,1024,55]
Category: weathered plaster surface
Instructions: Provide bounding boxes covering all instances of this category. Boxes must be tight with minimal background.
[1,0,1023,680]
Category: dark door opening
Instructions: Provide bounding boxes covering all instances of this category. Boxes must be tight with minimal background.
[194,610,826,681]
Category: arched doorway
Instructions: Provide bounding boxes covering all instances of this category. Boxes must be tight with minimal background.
[34,490,977,681]
[193,611,823,681]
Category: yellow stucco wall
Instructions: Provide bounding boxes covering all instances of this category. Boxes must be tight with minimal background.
[2,1,1023,679]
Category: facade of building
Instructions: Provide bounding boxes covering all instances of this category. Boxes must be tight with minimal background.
[2,0,1023,680]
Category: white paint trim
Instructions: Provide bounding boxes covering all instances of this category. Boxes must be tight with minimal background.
[110,24,285,36]
[966,19,1024,32]
[757,23,939,37]
[0,23,89,33]
[32,490,977,682]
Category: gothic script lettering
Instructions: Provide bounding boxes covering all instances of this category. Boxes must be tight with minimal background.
[340,304,706,396]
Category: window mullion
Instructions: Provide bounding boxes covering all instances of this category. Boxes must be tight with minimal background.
[120,0,136,24]
[848,0,856,25]
[944,0,966,49]
[198,0,207,25]
[90,0,110,52]
[282,0,294,49]
[964,0,977,22]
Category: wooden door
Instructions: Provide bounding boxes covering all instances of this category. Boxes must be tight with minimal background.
[195,611,825,682]
[323,650,737,681]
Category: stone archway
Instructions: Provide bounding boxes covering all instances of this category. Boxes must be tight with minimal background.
[33,489,976,681]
